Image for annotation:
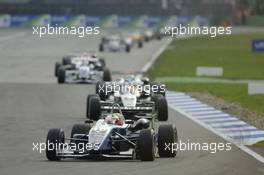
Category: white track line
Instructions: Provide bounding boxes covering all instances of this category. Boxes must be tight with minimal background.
[141,38,173,72]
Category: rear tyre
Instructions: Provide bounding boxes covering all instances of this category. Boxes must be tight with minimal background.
[55,62,61,77]
[87,95,101,120]
[99,58,106,67]
[95,81,108,100]
[158,125,178,158]
[46,128,65,161]
[71,124,91,146]
[125,45,130,53]
[138,129,155,161]
[57,67,65,84]
[151,95,168,121]
[62,57,71,65]
[138,41,143,48]
[103,68,111,81]
[99,44,104,52]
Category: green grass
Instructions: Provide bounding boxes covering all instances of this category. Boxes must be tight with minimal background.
[253,140,264,147]
[166,83,264,115]
[148,33,264,116]
[148,33,264,80]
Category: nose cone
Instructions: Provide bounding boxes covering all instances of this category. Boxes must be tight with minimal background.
[121,93,137,107]
[79,66,90,79]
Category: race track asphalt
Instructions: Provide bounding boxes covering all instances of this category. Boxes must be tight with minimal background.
[0,29,263,175]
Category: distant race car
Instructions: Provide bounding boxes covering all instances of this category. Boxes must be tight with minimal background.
[87,75,168,121]
[143,28,163,42]
[99,35,131,53]
[54,53,111,84]
[46,104,178,161]
[128,32,144,48]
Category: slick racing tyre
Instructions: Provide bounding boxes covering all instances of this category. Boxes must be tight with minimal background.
[46,128,65,161]
[99,58,106,67]
[70,124,91,147]
[138,129,155,161]
[99,44,104,52]
[151,82,166,96]
[96,81,108,100]
[62,57,71,65]
[125,45,130,53]
[138,41,143,48]
[103,68,111,81]
[87,95,101,120]
[158,125,178,158]
[151,95,168,121]
[57,67,65,84]
[55,62,61,77]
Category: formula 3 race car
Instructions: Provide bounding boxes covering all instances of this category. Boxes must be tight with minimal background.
[46,104,178,161]
[143,28,163,42]
[99,35,131,53]
[86,75,168,121]
[55,53,111,84]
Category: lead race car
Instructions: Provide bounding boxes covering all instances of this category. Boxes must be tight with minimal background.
[54,53,111,84]
[86,74,168,121]
[46,104,178,161]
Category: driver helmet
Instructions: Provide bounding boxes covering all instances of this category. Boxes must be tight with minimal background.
[91,53,97,58]
[105,113,124,126]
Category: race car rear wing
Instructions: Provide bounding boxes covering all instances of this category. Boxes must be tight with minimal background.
[100,100,154,110]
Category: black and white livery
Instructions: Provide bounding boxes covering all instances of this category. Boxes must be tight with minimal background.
[54,53,111,84]
[143,28,163,42]
[99,35,131,53]
[87,75,168,121]
[46,104,178,161]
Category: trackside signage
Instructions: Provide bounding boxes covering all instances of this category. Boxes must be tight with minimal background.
[252,40,264,52]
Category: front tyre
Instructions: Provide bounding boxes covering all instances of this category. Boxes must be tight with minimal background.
[57,67,65,84]
[158,125,178,158]
[87,95,101,120]
[103,68,111,81]
[55,62,61,77]
[46,128,65,161]
[138,129,155,161]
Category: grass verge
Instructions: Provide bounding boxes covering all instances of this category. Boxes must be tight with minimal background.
[148,33,264,117]
[149,33,264,80]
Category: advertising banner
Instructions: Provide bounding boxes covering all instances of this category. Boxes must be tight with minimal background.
[0,14,209,28]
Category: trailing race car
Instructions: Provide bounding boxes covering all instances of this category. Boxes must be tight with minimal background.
[46,104,178,161]
[54,53,111,84]
[99,35,131,53]
[86,75,168,121]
